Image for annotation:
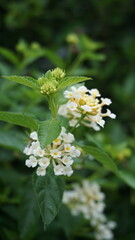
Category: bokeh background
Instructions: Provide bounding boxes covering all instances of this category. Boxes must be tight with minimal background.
[0,0,135,239]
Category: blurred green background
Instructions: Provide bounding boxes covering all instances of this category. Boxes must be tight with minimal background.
[0,0,135,239]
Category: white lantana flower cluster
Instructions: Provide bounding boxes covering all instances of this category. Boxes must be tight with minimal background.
[58,86,116,131]
[23,127,81,177]
[63,180,116,240]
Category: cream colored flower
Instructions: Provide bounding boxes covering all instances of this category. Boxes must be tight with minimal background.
[24,128,80,177]
[58,85,116,130]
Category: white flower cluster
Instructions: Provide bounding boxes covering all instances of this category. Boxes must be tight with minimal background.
[58,86,116,131]
[63,180,116,240]
[23,127,81,177]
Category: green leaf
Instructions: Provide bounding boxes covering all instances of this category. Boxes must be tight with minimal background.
[81,52,106,61]
[38,119,61,149]
[3,228,18,240]
[82,145,135,189]
[118,170,135,189]
[0,131,25,152]
[57,76,92,91]
[82,146,118,174]
[32,168,65,228]
[0,47,19,65]
[0,111,38,130]
[19,181,39,240]
[3,76,40,90]
[57,204,73,240]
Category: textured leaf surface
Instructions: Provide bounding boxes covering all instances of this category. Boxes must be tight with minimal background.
[32,168,65,228]
[0,111,38,130]
[57,76,92,91]
[19,181,39,240]
[38,119,61,149]
[3,76,40,89]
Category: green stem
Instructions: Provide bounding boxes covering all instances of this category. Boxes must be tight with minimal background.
[70,114,86,133]
[47,94,58,118]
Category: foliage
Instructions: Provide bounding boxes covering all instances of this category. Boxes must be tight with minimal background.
[0,1,135,240]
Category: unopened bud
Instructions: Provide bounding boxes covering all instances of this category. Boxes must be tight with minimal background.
[40,81,58,95]
[51,68,65,81]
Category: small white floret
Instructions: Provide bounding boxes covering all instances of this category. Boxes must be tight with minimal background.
[106,109,116,119]
[53,136,62,145]
[62,156,73,165]
[70,146,81,157]
[58,105,68,116]
[64,90,74,98]
[29,155,38,167]
[63,133,75,143]
[67,101,78,111]
[60,127,66,136]
[36,167,46,176]
[25,155,38,168]
[81,105,92,112]
[101,98,112,105]
[63,166,73,176]
[23,146,32,155]
[69,119,79,127]
[25,159,32,167]
[90,88,101,97]
[30,131,38,140]
[33,146,45,157]
[54,164,64,175]
[64,144,72,152]
[50,149,61,158]
[39,157,50,168]
[78,86,88,93]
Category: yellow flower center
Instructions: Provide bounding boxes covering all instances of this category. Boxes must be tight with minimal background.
[54,139,60,143]
[66,147,70,151]
[53,152,58,155]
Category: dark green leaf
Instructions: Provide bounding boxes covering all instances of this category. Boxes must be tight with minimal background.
[19,180,39,240]
[3,76,40,89]
[32,168,65,228]
[38,119,61,149]
[0,111,38,130]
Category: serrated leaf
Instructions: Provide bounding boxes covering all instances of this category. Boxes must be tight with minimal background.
[19,181,39,240]
[0,111,38,130]
[3,76,40,89]
[38,119,61,149]
[57,76,92,91]
[32,168,65,228]
[82,146,118,173]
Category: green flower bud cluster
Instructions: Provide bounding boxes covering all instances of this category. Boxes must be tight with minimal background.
[51,67,65,81]
[38,68,65,95]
